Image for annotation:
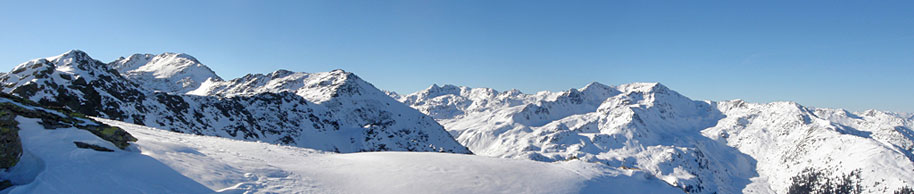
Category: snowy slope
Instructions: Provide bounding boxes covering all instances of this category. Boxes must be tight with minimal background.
[397,82,914,193]
[0,50,469,154]
[109,53,223,94]
[94,118,682,194]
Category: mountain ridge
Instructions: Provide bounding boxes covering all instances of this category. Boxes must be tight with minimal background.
[395,82,914,193]
[0,50,471,154]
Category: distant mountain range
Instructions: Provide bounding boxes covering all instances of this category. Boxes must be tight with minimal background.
[392,80,914,193]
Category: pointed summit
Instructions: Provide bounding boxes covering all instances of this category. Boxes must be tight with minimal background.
[41,49,97,65]
[578,82,617,97]
[58,49,89,58]
[8,49,111,80]
[581,81,609,90]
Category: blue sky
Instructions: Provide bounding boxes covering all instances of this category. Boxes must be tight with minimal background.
[1,0,912,112]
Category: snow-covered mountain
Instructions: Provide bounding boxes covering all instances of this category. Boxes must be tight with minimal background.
[109,52,223,94]
[396,82,914,193]
[187,69,468,153]
[0,50,469,154]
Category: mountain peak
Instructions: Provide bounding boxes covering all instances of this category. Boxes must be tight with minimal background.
[60,49,88,57]
[420,84,463,99]
[8,49,108,75]
[47,49,93,62]
[615,82,672,94]
[578,81,616,95]
[269,69,296,78]
[330,69,347,74]
[109,52,222,94]
[159,52,198,62]
[581,81,609,90]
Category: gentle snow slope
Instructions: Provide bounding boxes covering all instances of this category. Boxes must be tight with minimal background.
[94,118,682,194]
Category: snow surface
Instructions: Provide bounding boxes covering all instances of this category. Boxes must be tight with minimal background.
[84,118,679,194]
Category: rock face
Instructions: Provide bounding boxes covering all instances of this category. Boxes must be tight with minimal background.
[0,50,470,154]
[396,82,914,193]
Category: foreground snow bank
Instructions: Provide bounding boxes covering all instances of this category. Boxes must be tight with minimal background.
[1,117,212,193]
[98,118,681,194]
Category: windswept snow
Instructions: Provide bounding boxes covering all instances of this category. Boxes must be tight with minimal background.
[92,118,682,194]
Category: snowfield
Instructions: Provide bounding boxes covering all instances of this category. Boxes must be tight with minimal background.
[55,118,675,194]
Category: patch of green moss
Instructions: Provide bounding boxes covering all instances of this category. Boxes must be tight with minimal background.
[0,108,20,170]
[67,111,87,119]
[0,97,137,152]
[101,127,117,136]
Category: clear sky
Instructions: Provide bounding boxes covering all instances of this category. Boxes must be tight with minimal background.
[1,0,912,112]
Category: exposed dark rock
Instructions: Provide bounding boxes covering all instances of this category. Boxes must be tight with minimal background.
[0,108,21,170]
[73,141,115,152]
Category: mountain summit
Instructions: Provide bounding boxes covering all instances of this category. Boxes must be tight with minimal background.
[109,52,222,94]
